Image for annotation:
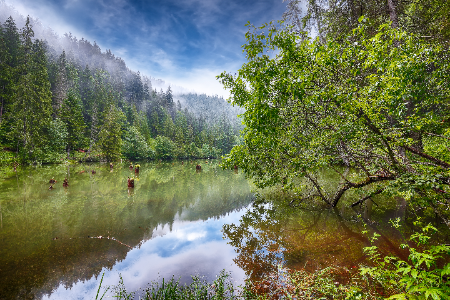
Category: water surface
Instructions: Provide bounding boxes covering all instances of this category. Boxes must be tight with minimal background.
[0,161,253,299]
[2,162,449,299]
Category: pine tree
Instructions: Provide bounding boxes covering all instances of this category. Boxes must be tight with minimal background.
[0,17,20,145]
[60,90,86,157]
[11,18,52,161]
[2,17,21,69]
[97,105,124,162]
[164,86,174,117]
[53,51,70,115]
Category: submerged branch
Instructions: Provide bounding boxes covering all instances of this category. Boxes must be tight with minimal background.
[304,171,330,205]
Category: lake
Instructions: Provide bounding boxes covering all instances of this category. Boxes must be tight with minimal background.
[1,162,449,299]
[0,161,253,299]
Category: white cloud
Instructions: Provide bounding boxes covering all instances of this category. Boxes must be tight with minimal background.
[163,67,235,98]
[5,0,88,40]
[3,0,284,97]
[43,208,249,300]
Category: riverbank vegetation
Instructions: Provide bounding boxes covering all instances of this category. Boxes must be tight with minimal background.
[217,0,450,298]
[219,0,450,222]
[0,3,242,165]
[221,191,450,299]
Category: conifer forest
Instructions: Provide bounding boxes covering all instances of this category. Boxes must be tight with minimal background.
[0,5,242,165]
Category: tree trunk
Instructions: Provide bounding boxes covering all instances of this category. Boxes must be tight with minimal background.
[387,0,399,29]
[313,1,325,43]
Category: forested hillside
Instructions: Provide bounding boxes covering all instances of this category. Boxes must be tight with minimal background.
[0,2,242,164]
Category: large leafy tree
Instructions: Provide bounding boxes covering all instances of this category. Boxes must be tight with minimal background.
[219,21,450,218]
[282,0,450,42]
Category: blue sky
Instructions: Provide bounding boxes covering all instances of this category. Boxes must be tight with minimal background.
[6,0,287,96]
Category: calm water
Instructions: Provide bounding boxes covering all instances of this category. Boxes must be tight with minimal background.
[0,161,253,299]
[1,162,449,299]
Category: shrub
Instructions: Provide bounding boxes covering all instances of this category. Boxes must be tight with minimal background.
[155,135,176,160]
[360,218,450,299]
[122,126,154,160]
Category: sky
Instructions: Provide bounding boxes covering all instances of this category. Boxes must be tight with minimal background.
[4,0,288,97]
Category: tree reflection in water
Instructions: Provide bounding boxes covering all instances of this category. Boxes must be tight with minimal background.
[222,194,422,298]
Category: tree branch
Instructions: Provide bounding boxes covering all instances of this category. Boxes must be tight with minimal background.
[304,171,330,205]
[401,144,450,169]
[332,175,395,207]
[425,132,450,141]
[351,189,385,207]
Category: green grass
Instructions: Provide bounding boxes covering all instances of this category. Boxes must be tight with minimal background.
[96,270,239,300]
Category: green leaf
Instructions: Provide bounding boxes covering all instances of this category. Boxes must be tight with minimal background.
[441,263,450,276]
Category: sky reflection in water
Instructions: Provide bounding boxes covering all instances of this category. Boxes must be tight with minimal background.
[44,207,248,300]
[0,161,252,299]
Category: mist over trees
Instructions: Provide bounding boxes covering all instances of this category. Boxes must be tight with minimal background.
[0,2,242,164]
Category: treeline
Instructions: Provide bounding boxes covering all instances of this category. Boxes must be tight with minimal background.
[0,16,241,164]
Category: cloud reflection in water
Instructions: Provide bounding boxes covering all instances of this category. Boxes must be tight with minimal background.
[44,207,248,300]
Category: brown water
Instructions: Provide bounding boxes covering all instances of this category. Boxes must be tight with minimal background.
[223,191,450,296]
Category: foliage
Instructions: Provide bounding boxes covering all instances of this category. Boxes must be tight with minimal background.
[201,144,221,159]
[282,0,450,42]
[361,218,450,300]
[98,270,238,300]
[36,117,69,163]
[0,11,241,164]
[155,135,176,160]
[7,18,53,163]
[219,20,450,212]
[122,126,154,160]
[60,90,87,155]
[96,106,125,162]
[46,118,68,154]
[0,150,14,166]
[188,142,202,158]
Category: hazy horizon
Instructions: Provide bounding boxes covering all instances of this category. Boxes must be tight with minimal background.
[2,0,287,97]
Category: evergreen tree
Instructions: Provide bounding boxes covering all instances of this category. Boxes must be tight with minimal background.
[60,90,86,157]
[2,16,21,69]
[97,105,124,162]
[127,71,144,108]
[0,17,20,145]
[164,86,174,116]
[10,18,52,161]
[52,50,70,115]
[0,12,241,163]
